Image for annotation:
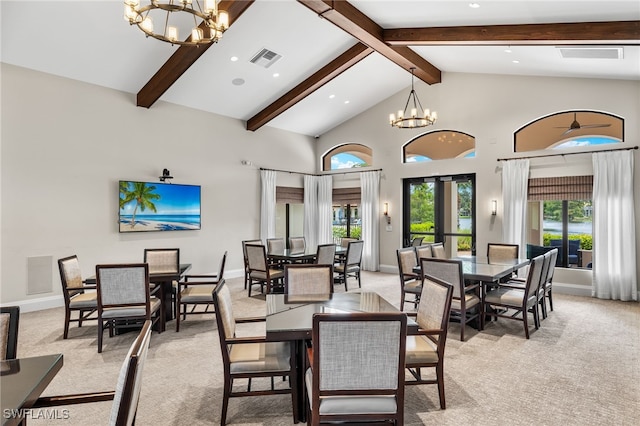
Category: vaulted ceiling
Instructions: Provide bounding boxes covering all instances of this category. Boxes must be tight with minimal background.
[2,1,639,137]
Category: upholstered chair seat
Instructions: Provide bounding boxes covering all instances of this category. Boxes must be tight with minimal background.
[179,285,216,303]
[405,335,439,364]
[229,341,291,373]
[68,292,98,309]
[485,288,537,307]
[101,298,161,319]
[251,269,284,281]
[451,292,481,311]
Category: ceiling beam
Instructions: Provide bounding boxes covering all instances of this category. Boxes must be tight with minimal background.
[246,43,374,132]
[383,21,640,46]
[297,0,441,85]
[137,0,254,108]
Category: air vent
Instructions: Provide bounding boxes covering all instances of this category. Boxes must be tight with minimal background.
[557,47,623,60]
[250,48,282,68]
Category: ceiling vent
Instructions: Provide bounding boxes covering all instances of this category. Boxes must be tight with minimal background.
[557,46,623,60]
[249,48,282,68]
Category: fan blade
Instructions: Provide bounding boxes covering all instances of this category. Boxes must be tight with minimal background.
[579,124,611,129]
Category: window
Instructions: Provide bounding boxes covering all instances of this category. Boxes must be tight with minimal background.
[403,130,475,162]
[322,144,372,171]
[514,110,623,152]
[526,176,593,269]
[332,188,361,244]
[275,187,304,245]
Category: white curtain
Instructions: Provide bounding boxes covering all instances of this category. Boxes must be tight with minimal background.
[317,175,333,245]
[260,169,277,242]
[592,150,637,301]
[360,170,380,271]
[501,159,530,257]
[303,175,319,251]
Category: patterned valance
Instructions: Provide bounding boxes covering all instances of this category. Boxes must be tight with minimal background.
[528,176,593,201]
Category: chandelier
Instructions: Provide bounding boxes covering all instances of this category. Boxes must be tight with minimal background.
[124,0,229,46]
[389,68,437,129]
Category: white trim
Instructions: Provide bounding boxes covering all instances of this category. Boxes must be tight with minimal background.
[553,282,592,297]
[5,295,64,313]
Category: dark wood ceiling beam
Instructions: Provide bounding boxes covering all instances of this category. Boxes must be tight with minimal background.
[247,43,373,132]
[383,21,640,46]
[137,0,254,108]
[297,0,441,84]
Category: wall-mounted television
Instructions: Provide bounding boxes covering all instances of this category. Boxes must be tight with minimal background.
[119,180,201,233]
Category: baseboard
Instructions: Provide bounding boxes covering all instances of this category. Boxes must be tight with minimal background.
[8,295,64,313]
[552,282,592,297]
[379,264,397,275]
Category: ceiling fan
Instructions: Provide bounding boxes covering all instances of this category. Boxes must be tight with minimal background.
[556,112,611,135]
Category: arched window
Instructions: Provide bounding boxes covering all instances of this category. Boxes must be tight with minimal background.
[322,143,372,171]
[403,130,475,162]
[514,110,623,152]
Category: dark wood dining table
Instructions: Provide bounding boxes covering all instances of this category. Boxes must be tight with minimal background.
[267,246,346,265]
[265,292,417,422]
[1,354,64,426]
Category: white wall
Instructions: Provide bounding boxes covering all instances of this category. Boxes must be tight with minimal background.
[316,72,640,292]
[1,64,315,305]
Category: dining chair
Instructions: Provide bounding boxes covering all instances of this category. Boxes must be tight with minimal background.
[0,306,20,360]
[267,238,285,253]
[405,274,453,409]
[175,251,227,332]
[396,247,421,311]
[33,320,153,426]
[284,264,333,295]
[143,248,180,309]
[431,242,446,259]
[242,239,262,289]
[314,243,336,266]
[487,243,519,261]
[95,263,163,353]
[246,244,285,296]
[288,236,306,253]
[540,248,559,317]
[482,254,545,339]
[334,240,364,291]
[211,280,297,425]
[57,255,98,339]
[411,236,425,246]
[339,237,357,248]
[421,257,481,341]
[306,312,407,425]
[415,244,433,262]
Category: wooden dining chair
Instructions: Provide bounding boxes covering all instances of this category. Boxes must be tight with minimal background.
[288,236,306,253]
[241,239,262,289]
[334,240,364,291]
[315,243,336,266]
[246,244,285,296]
[411,236,425,246]
[421,257,481,341]
[487,243,519,261]
[211,280,297,425]
[95,263,163,352]
[396,247,421,311]
[0,306,20,360]
[415,244,433,262]
[284,264,333,295]
[34,320,153,426]
[431,242,446,259]
[405,274,454,409]
[57,255,98,339]
[175,251,227,332]
[306,312,407,425]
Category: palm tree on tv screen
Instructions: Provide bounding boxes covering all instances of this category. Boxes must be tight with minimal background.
[120,182,160,228]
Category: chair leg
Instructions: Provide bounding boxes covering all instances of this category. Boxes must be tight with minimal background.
[98,320,103,353]
[220,377,231,426]
[400,292,406,312]
[436,363,446,409]
[175,303,181,332]
[523,309,530,339]
[357,271,361,288]
[460,311,466,342]
[548,289,554,311]
[63,309,71,339]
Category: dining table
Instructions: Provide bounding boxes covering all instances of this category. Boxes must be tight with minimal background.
[1,354,64,426]
[267,246,346,265]
[265,291,417,423]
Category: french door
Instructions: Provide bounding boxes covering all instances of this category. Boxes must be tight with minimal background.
[402,174,476,256]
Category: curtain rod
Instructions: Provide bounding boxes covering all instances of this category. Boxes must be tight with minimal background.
[259,167,382,176]
[497,145,638,162]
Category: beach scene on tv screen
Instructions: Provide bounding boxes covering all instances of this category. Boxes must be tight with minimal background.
[119,181,201,232]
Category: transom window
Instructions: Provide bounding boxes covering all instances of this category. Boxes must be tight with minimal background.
[514,110,623,152]
[403,130,475,162]
[322,144,372,171]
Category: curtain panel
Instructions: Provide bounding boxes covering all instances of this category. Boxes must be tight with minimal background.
[317,176,333,246]
[592,150,637,301]
[260,169,277,242]
[303,175,319,251]
[360,170,380,271]
[501,159,530,258]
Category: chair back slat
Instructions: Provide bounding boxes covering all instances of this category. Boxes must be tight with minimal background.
[96,264,149,307]
[525,255,546,298]
[267,238,285,254]
[488,243,519,262]
[421,258,463,299]
[340,237,357,248]
[315,244,336,265]
[415,245,433,261]
[212,280,236,340]
[59,255,84,289]
[431,243,446,259]
[288,237,306,252]
[397,248,417,278]
[246,244,267,272]
[417,276,453,336]
[345,240,364,265]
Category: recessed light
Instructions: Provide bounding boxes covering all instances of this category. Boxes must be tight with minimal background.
[273,73,280,78]
[230,56,239,62]
[344,100,350,104]
[469,3,480,8]
[232,78,245,86]
[512,60,520,64]
[329,94,335,99]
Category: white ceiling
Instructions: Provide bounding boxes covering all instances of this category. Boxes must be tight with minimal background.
[2,0,639,137]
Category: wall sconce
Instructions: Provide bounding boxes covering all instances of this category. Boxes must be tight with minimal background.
[383,203,391,224]
[491,200,497,216]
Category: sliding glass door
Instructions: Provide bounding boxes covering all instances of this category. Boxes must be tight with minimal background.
[403,174,476,256]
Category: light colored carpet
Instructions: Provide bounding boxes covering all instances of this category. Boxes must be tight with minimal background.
[13,272,640,425]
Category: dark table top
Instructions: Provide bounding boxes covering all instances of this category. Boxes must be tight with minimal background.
[267,246,346,262]
[85,263,192,284]
[265,292,418,341]
[414,256,529,282]
[1,354,64,426]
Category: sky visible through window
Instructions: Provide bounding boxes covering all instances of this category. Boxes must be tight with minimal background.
[332,153,366,169]
[553,136,619,149]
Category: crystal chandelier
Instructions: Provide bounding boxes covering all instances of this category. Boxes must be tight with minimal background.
[389,68,437,129]
[124,0,229,46]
